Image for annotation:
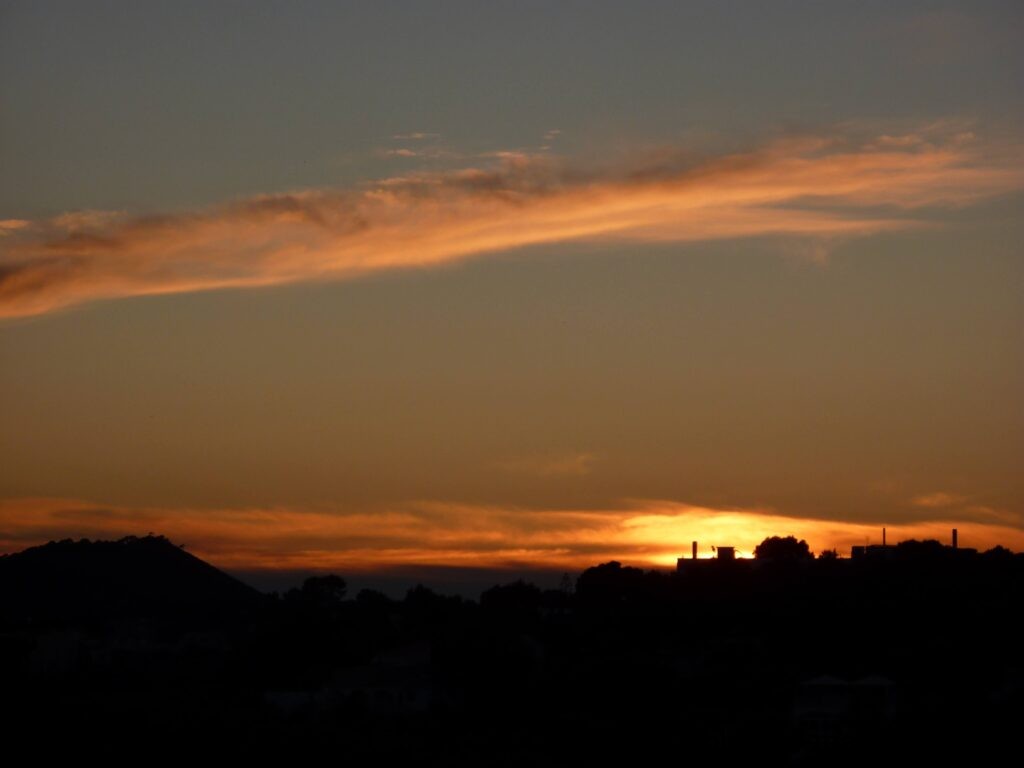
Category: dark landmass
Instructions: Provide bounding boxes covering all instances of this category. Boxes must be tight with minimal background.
[231,563,571,600]
[3,534,1022,763]
[0,535,260,621]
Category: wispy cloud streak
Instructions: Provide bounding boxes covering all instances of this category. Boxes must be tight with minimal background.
[2,497,1021,572]
[2,128,1021,318]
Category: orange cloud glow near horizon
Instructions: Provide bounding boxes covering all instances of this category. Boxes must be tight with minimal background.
[3,127,1022,319]
[2,497,1021,575]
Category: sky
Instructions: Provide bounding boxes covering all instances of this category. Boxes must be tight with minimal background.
[2,1,1023,588]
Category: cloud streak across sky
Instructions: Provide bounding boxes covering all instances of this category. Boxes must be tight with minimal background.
[2,127,1022,319]
[2,497,1022,573]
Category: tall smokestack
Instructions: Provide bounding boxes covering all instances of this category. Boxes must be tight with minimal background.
[952,528,958,549]
[692,541,698,560]
[883,527,887,547]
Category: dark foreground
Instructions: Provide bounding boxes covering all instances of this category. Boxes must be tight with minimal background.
[2,535,1022,764]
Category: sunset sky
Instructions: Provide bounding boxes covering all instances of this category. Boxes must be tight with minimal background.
[2,1,1023,587]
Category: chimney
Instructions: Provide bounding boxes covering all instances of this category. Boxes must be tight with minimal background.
[692,541,698,560]
[883,527,887,547]
[952,528,958,549]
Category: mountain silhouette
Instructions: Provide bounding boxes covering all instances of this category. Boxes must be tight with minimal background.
[0,534,259,623]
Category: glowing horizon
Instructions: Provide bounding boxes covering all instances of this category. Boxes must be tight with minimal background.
[2,497,1020,575]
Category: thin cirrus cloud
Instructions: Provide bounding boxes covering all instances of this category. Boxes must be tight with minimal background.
[2,127,1022,320]
[391,132,440,141]
[2,497,1022,572]
[912,491,967,508]
[497,452,596,478]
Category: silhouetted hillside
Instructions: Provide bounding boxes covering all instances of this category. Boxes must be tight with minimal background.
[0,534,259,623]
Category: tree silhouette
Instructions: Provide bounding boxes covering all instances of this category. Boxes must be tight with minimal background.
[288,574,347,606]
[481,580,542,622]
[982,545,1014,561]
[754,535,813,561]
[482,579,541,608]
[575,561,646,603]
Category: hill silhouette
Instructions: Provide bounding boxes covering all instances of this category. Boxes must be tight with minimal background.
[0,534,259,623]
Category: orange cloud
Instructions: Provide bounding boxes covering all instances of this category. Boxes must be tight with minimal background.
[912,491,967,508]
[2,127,1021,319]
[2,497,1021,574]
[0,219,31,235]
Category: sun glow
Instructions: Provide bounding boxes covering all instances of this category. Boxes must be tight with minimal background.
[2,497,1020,574]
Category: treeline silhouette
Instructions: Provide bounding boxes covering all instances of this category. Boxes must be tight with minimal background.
[2,534,1022,763]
